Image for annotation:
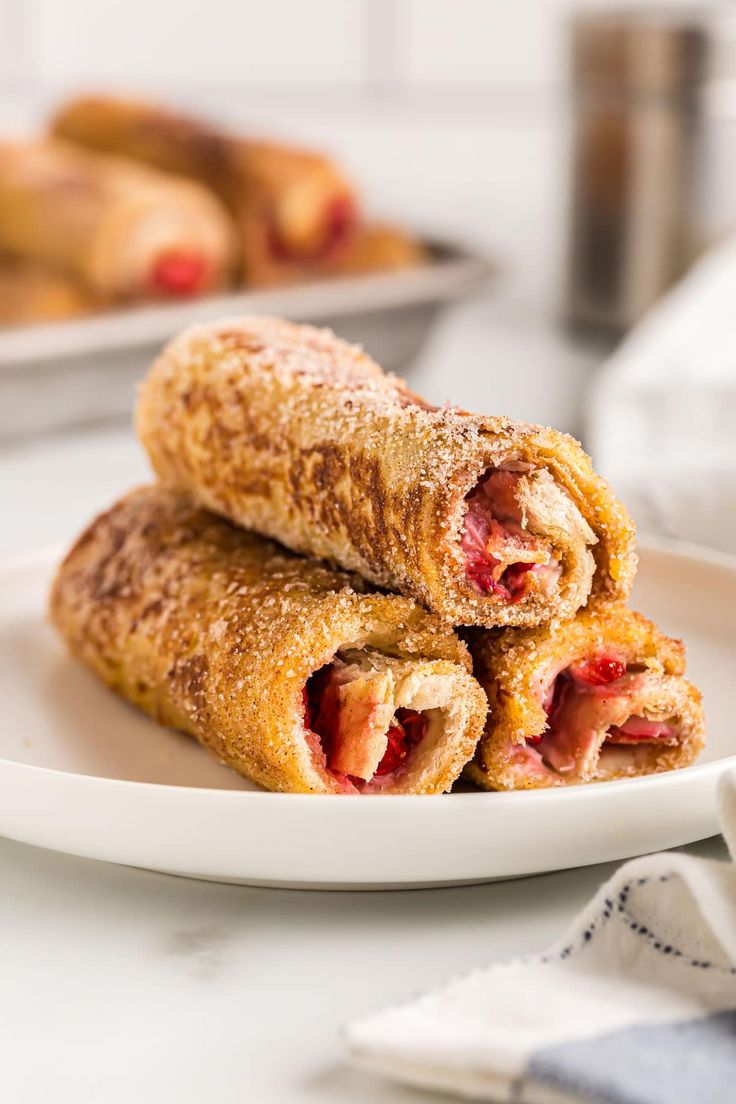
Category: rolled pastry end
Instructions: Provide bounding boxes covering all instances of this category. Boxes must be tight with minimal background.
[466,604,705,790]
[459,466,593,613]
[450,438,637,628]
[302,649,486,794]
[267,180,356,263]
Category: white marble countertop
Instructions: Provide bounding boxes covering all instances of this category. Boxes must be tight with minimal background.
[0,315,726,1104]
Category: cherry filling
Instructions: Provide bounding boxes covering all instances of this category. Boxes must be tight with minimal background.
[568,655,627,687]
[268,195,356,262]
[530,653,676,775]
[303,666,427,787]
[374,711,427,776]
[461,470,558,602]
[149,251,208,296]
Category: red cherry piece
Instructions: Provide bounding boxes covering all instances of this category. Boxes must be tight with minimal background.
[374,723,408,776]
[465,552,502,595]
[461,496,537,603]
[500,561,534,602]
[149,251,207,296]
[306,668,427,781]
[304,666,341,762]
[572,655,627,686]
[375,709,427,777]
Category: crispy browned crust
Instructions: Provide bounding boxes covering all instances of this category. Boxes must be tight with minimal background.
[0,139,235,297]
[465,602,705,789]
[51,94,357,283]
[136,316,637,628]
[0,258,99,324]
[49,486,487,795]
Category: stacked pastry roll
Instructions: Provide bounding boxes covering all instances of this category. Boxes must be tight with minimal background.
[137,316,636,626]
[51,315,705,793]
[50,486,487,795]
[0,256,98,326]
[466,606,704,790]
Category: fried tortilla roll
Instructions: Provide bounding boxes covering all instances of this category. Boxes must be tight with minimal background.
[50,486,487,795]
[51,93,357,284]
[0,139,235,299]
[137,316,637,629]
[466,604,705,790]
[0,258,99,325]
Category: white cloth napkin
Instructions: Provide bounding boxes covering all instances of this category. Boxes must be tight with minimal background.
[589,235,736,553]
[347,772,736,1103]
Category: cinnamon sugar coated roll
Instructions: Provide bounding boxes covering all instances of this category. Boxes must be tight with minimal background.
[137,316,637,629]
[466,603,705,790]
[50,486,487,795]
[0,139,235,299]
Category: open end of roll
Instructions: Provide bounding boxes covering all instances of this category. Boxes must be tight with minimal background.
[148,250,209,297]
[302,649,444,793]
[462,468,562,601]
[515,655,681,784]
[269,191,356,261]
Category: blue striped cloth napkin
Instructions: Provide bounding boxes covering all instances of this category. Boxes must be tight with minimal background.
[347,772,736,1103]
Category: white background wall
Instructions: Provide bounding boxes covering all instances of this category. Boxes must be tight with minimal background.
[0,0,620,97]
[0,0,654,306]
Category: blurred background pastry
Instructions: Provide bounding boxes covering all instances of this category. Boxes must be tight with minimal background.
[0,138,235,300]
[0,92,427,327]
[0,256,98,326]
[321,223,427,277]
[52,94,362,286]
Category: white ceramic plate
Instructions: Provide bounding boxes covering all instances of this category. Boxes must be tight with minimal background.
[0,542,733,889]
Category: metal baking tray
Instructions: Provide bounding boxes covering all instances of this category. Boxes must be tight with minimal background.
[0,239,494,440]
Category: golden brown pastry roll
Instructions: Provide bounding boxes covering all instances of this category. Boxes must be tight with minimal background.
[0,257,99,325]
[51,93,357,284]
[137,316,637,629]
[0,139,235,299]
[49,486,487,795]
[466,603,705,790]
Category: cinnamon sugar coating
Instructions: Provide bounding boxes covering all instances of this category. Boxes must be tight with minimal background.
[137,315,637,628]
[49,486,487,795]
